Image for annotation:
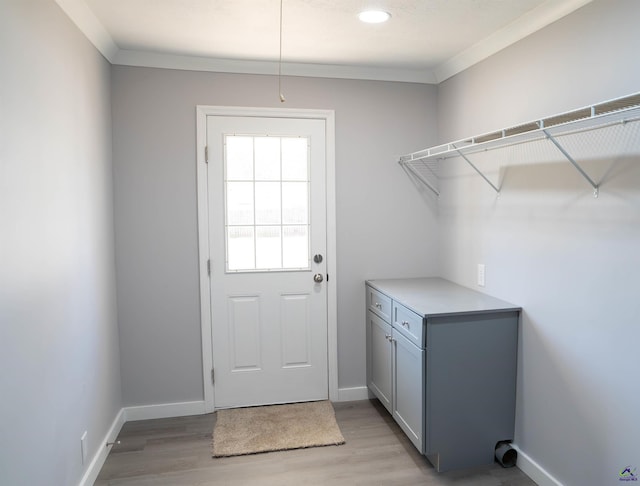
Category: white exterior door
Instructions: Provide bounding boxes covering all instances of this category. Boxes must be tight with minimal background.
[206,115,328,409]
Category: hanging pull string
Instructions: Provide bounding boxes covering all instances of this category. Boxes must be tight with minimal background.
[279,0,285,102]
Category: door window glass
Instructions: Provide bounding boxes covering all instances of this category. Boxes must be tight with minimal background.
[224,135,310,272]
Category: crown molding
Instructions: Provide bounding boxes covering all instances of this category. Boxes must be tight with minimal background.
[113,49,438,84]
[434,0,594,82]
[54,0,118,62]
[57,0,593,85]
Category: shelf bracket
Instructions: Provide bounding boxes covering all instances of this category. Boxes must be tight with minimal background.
[451,144,501,195]
[400,160,440,197]
[542,129,599,198]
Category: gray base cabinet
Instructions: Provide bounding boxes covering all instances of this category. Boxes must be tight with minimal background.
[366,278,521,472]
[366,310,392,412]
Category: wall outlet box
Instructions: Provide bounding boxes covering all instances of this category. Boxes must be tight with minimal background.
[80,431,87,465]
[477,264,486,287]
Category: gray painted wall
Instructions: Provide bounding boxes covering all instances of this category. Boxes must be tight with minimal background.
[437,1,640,484]
[6,2,636,485]
[0,1,121,485]
[111,68,439,405]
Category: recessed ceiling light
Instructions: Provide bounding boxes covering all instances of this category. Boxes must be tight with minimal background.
[358,10,391,24]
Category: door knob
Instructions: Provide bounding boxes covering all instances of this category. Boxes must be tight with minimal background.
[313,273,324,283]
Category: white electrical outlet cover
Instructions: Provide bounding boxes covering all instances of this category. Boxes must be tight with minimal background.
[477,264,486,287]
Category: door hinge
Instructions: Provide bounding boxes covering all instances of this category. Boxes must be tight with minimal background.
[211,368,215,384]
[207,259,211,276]
[205,145,209,164]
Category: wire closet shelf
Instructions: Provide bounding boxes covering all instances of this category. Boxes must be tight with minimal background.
[398,92,640,198]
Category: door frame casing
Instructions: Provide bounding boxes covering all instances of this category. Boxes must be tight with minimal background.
[195,106,337,412]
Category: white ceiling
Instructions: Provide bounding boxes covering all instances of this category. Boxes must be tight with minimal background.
[56,0,593,84]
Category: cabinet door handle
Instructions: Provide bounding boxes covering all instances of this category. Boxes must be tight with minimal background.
[385,334,391,340]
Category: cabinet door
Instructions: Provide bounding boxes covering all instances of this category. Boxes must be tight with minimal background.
[392,329,425,453]
[366,311,392,413]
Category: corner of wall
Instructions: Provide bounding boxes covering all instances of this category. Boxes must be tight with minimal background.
[512,444,564,486]
[78,409,126,486]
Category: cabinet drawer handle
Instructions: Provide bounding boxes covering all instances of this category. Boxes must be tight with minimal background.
[375,302,382,309]
[401,320,410,328]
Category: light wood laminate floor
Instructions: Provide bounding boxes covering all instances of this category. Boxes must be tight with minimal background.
[95,399,536,485]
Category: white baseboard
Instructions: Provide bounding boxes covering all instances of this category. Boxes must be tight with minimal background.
[78,393,368,486]
[76,401,206,486]
[80,398,559,486]
[336,386,369,402]
[124,400,207,422]
[78,408,125,486]
[512,444,564,486]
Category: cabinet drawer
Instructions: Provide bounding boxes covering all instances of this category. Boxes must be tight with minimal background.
[367,286,392,322]
[393,301,425,347]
